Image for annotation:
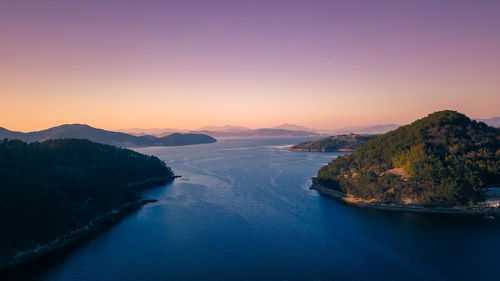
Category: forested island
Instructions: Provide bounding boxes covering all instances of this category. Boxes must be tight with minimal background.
[0,139,175,271]
[314,111,500,211]
[290,134,378,152]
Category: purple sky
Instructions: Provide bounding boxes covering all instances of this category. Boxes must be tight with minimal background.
[1,0,499,131]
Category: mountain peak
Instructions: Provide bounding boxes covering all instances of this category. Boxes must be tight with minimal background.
[53,123,93,129]
[271,124,315,132]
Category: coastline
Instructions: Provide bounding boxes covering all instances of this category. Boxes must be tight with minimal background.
[127,175,181,188]
[310,178,500,218]
[289,148,353,152]
[0,175,178,274]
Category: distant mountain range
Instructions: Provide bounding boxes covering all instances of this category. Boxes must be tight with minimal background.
[121,123,400,137]
[123,127,182,137]
[475,117,500,128]
[329,124,401,135]
[197,125,252,132]
[119,116,500,138]
[192,124,320,137]
[271,124,314,132]
[121,124,319,137]
[329,117,500,134]
[191,123,401,136]
[0,124,216,147]
[190,128,319,137]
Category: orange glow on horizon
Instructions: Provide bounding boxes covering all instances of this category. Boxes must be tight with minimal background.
[1,1,499,132]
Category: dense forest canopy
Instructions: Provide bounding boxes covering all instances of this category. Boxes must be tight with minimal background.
[317,111,500,206]
[0,139,173,260]
[290,134,378,152]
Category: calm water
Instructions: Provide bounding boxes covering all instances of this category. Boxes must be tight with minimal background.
[32,137,500,280]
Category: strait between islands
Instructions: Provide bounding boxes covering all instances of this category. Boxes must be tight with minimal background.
[2,110,499,274]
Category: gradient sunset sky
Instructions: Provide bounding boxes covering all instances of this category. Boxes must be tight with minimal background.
[1,0,499,132]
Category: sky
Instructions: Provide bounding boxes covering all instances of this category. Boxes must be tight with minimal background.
[1,0,500,132]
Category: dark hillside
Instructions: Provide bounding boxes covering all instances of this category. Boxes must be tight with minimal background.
[0,124,216,147]
[0,139,174,262]
[290,134,378,152]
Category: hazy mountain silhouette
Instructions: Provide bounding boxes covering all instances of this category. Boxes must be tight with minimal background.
[475,117,500,128]
[197,125,252,132]
[123,127,183,137]
[0,124,216,147]
[271,124,317,132]
[268,123,399,135]
[191,128,318,137]
[331,124,401,135]
[122,124,318,138]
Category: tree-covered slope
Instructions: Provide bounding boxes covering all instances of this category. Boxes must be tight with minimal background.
[317,111,500,206]
[0,139,173,261]
[290,134,378,152]
[156,133,217,146]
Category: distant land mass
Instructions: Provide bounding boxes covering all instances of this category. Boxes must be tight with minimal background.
[189,123,400,136]
[0,139,175,271]
[271,123,317,132]
[0,124,216,147]
[290,134,379,152]
[197,125,252,132]
[330,124,401,135]
[121,117,499,139]
[121,124,318,137]
[270,123,401,135]
[475,117,500,128]
[314,110,500,211]
[122,127,182,137]
[191,128,319,137]
[331,118,500,135]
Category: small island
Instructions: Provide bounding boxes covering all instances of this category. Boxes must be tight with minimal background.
[290,134,378,152]
[0,139,176,272]
[313,110,500,215]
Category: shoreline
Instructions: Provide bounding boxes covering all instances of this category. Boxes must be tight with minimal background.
[289,148,353,152]
[0,176,178,274]
[127,175,181,188]
[310,178,500,218]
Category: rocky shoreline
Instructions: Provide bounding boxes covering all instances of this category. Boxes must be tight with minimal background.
[289,134,378,152]
[310,178,500,218]
[0,176,178,274]
[0,199,156,274]
[289,148,353,152]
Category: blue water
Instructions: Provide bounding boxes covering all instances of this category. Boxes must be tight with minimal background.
[36,137,500,280]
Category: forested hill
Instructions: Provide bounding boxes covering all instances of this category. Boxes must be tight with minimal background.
[290,134,378,152]
[0,124,216,147]
[0,139,174,264]
[317,110,500,206]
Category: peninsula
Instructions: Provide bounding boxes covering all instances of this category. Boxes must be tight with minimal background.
[313,110,500,214]
[290,134,378,152]
[0,139,176,272]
